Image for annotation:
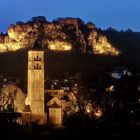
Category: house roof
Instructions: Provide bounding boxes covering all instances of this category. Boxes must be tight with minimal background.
[49,103,61,108]
[22,105,31,112]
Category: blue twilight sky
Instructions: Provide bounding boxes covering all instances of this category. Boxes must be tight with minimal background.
[0,0,140,32]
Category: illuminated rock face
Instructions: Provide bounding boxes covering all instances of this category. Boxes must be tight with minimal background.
[48,41,72,51]
[94,36,120,56]
[0,17,120,56]
[88,31,120,56]
[49,106,62,126]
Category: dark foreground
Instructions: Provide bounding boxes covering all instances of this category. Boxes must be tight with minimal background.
[1,122,140,140]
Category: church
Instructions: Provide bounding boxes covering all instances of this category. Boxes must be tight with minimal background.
[21,41,70,126]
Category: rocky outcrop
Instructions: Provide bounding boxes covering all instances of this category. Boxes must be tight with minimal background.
[0,16,120,56]
[88,31,120,56]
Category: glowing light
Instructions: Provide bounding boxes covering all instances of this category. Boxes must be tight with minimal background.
[54,82,57,85]
[48,41,72,51]
[74,84,78,87]
[138,86,140,92]
[64,79,68,82]
[3,78,7,82]
[130,110,134,114]
[86,109,91,113]
[94,108,103,118]
[86,103,92,113]
[106,85,115,92]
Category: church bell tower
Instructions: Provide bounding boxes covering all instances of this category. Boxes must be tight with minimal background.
[27,41,45,124]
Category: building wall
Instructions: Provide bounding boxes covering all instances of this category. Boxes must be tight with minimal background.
[27,50,45,124]
[22,113,47,126]
[22,113,31,126]
[49,108,62,126]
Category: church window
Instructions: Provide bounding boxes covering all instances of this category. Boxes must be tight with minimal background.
[34,55,42,61]
[34,63,41,69]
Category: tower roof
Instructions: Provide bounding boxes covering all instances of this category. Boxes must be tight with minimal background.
[22,105,31,112]
[32,40,42,50]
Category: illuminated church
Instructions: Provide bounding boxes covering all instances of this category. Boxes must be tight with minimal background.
[21,41,68,126]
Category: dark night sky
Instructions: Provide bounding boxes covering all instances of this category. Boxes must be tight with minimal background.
[0,0,140,32]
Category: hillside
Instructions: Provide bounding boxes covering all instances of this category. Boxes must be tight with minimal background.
[0,16,120,56]
[0,16,140,92]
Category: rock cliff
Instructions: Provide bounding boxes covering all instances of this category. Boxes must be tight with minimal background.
[0,16,120,56]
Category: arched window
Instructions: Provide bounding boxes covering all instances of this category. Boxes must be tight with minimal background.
[34,63,41,69]
[34,55,42,61]
[34,55,41,61]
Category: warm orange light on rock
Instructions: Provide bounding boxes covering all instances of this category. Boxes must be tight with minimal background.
[94,36,120,56]
[86,108,91,113]
[88,32,120,56]
[48,41,72,51]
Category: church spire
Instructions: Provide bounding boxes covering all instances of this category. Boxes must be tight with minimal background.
[32,40,42,50]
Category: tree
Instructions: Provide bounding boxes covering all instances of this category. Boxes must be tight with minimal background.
[30,16,47,23]
[69,73,92,118]
[86,22,96,30]
[16,21,24,25]
[0,84,25,113]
